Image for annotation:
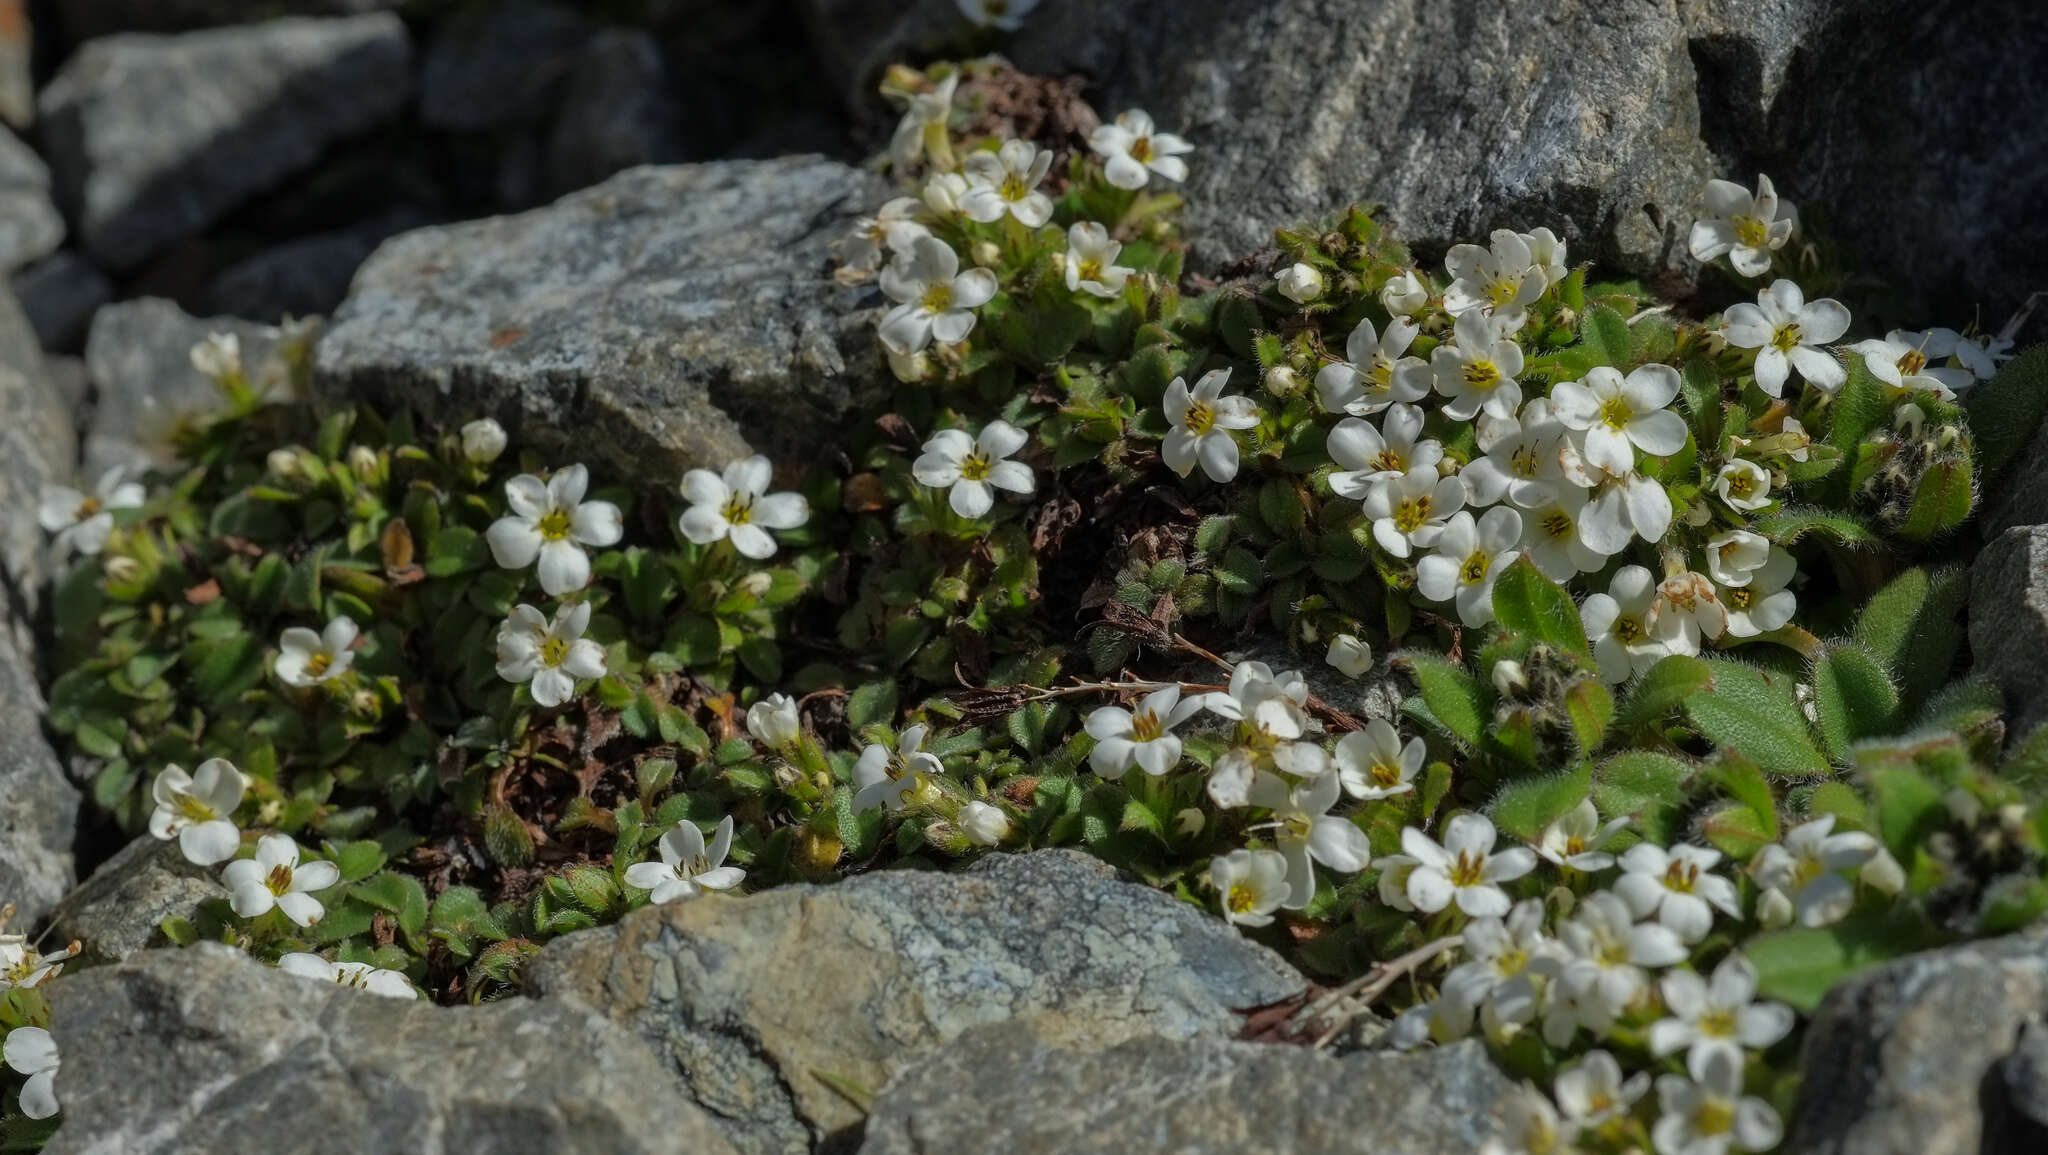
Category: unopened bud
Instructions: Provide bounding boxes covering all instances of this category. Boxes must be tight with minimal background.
[461,417,508,464]
[267,448,301,480]
[1491,659,1528,698]
[746,692,801,749]
[1325,633,1373,678]
[1756,886,1795,930]
[971,240,1001,268]
[1860,848,1905,896]
[1380,271,1428,316]
[1263,365,1302,398]
[1276,262,1325,304]
[888,348,931,383]
[1174,807,1206,837]
[102,555,141,583]
[958,800,1011,847]
[1894,402,1927,439]
[347,445,380,484]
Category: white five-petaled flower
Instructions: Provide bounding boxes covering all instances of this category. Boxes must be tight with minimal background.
[1716,548,1797,638]
[1162,368,1260,482]
[1443,229,1549,322]
[1749,814,1880,928]
[148,758,246,866]
[485,464,623,596]
[1712,459,1773,512]
[1616,842,1742,944]
[190,331,241,381]
[625,816,746,904]
[960,140,1055,227]
[1433,309,1526,422]
[1720,279,1849,396]
[1210,848,1290,928]
[1481,1084,1575,1155]
[1552,890,1689,1042]
[1382,270,1430,316]
[839,197,929,273]
[1582,565,1684,684]
[879,236,1000,355]
[1363,466,1466,558]
[1325,633,1374,679]
[922,171,970,215]
[1251,771,1371,909]
[912,421,1035,518]
[1086,684,1201,778]
[1461,398,1568,510]
[276,615,358,688]
[958,800,1012,847]
[1649,954,1795,1081]
[1062,221,1136,298]
[889,71,958,169]
[1327,404,1443,497]
[1850,332,1975,398]
[678,455,809,560]
[1446,900,1562,1030]
[1657,572,1725,651]
[1652,1047,1784,1155]
[1334,719,1425,800]
[2,1026,58,1120]
[495,602,607,708]
[1,936,75,992]
[223,834,340,927]
[1521,227,1570,289]
[1951,330,2015,380]
[1689,174,1797,277]
[1705,529,1771,588]
[955,0,1041,30]
[1316,316,1431,416]
[1416,507,1524,628]
[1535,798,1630,872]
[1552,364,1688,476]
[1276,262,1325,304]
[1556,1050,1650,1130]
[1200,662,1323,808]
[278,952,417,1000]
[1518,486,1612,580]
[852,724,945,812]
[1089,108,1192,190]
[746,692,801,749]
[39,466,145,557]
[460,417,508,464]
[1401,814,1538,917]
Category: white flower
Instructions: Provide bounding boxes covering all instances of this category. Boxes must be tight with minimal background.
[1704,529,1771,588]
[148,758,246,866]
[1649,954,1795,1080]
[1688,174,1797,277]
[1200,662,1323,808]
[1461,398,1569,510]
[1210,848,1290,928]
[1554,890,1689,1036]
[1535,799,1629,872]
[1315,316,1431,417]
[1089,109,1192,190]
[460,417,508,463]
[1363,466,1466,558]
[1333,719,1425,801]
[1556,1050,1650,1129]
[275,615,358,688]
[625,816,746,903]
[1720,280,1849,396]
[678,455,809,560]
[747,693,801,749]
[1433,309,1526,422]
[1492,659,1529,698]
[39,466,146,557]
[853,724,945,812]
[1660,571,1726,647]
[1276,263,1324,304]
[958,800,1012,847]
[1325,634,1373,679]
[1373,852,1421,911]
[1652,1048,1784,1155]
[1446,900,1562,1030]
[1521,227,1570,289]
[1481,1084,1576,1155]
[1711,459,1772,512]
[1381,270,1430,316]
[1562,442,1675,555]
[912,421,1035,518]
[3,1026,58,1120]
[0,938,76,991]
[495,602,607,708]
[1861,846,1906,895]
[1552,364,1688,476]
[277,953,416,1000]
[1850,332,1975,398]
[1779,417,1813,462]
[1953,331,2015,381]
[1416,507,1524,628]
[922,171,970,215]
[879,236,1000,355]
[1251,772,1370,908]
[840,197,929,273]
[1327,405,1443,499]
[955,0,1041,29]
[1401,814,1538,917]
[1616,842,1741,944]
[1086,684,1201,777]
[223,834,339,927]
[1749,814,1880,928]
[485,465,623,596]
[890,71,957,169]
[1582,565,1682,683]
[1162,368,1260,482]
[1061,221,1135,298]
[1390,993,1478,1050]
[190,331,241,380]
[960,140,1055,227]
[1443,229,1548,321]
[1519,486,1612,581]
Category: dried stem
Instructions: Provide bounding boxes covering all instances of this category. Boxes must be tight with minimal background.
[1295,933,1466,1050]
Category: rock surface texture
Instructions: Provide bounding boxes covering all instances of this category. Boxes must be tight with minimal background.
[0,125,62,270]
[528,850,1305,1154]
[54,0,404,43]
[81,297,283,478]
[1785,923,2048,1154]
[315,158,887,486]
[10,252,112,352]
[1969,525,2048,742]
[858,1025,1514,1155]
[418,0,592,132]
[44,943,742,1155]
[37,12,413,269]
[47,836,227,964]
[0,285,74,603]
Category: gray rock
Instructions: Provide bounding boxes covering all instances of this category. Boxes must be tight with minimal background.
[11,251,112,353]
[46,836,228,964]
[545,29,685,200]
[0,586,80,929]
[45,353,88,417]
[418,0,591,132]
[37,13,413,269]
[1784,922,2048,1155]
[204,205,429,323]
[1969,525,2048,742]
[860,1024,1514,1155]
[0,125,63,270]
[1999,1020,2048,1136]
[0,0,30,130]
[55,0,403,43]
[82,297,284,478]
[0,283,74,605]
[314,158,889,487]
[44,942,742,1155]
[529,849,1306,1154]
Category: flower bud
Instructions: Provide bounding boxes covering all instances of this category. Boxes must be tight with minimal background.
[1262,365,1302,398]
[1325,633,1373,679]
[1276,262,1324,304]
[189,332,241,381]
[888,348,931,383]
[461,417,508,464]
[1380,271,1428,316]
[267,448,302,480]
[1859,847,1905,896]
[970,240,1001,268]
[746,692,801,750]
[922,172,969,216]
[101,554,141,583]
[958,800,1011,847]
[1174,807,1206,837]
[347,445,380,484]
[1491,659,1528,698]
[1756,885,1795,930]
[1894,402,1927,439]
[738,571,775,599]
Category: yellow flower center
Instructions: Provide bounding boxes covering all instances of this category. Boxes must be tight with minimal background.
[1392,495,1433,533]
[1599,394,1634,430]
[76,496,103,518]
[1692,1097,1736,1136]
[1615,615,1645,644]
[959,450,993,481]
[1790,854,1827,891]
[1459,551,1491,585]
[1077,257,1104,283]
[1183,399,1218,435]
[265,863,295,896]
[304,652,333,679]
[1448,849,1487,887]
[1000,174,1029,202]
[920,282,955,313]
[1371,448,1405,473]
[1129,136,1154,164]
[174,792,217,823]
[538,508,574,541]
[1225,883,1257,914]
[1596,931,1633,968]
[1733,214,1769,248]
[721,492,755,526]
[1565,834,1588,855]
[540,636,570,667]
[1370,760,1403,788]
[1897,349,1927,376]
[1462,360,1501,389]
[687,852,713,876]
[1771,323,1803,351]
[1540,510,1573,540]
[1725,586,1754,611]
[1726,472,1755,498]
[1663,859,1700,893]
[1369,357,1395,387]
[1132,710,1166,743]
[1486,275,1521,307]
[1698,1006,1739,1039]
[1511,444,1542,478]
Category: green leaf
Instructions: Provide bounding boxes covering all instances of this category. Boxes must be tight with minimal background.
[1401,651,1484,747]
[1579,304,1632,367]
[331,840,387,883]
[1489,765,1593,841]
[1615,655,1715,732]
[1811,643,1902,760]
[1490,557,1591,659]
[1747,913,1941,1012]
[1852,567,1967,712]
[1865,760,1946,865]
[1898,457,1974,542]
[847,681,898,731]
[1565,680,1614,754]
[1707,756,1781,843]
[1749,506,1877,546]
[1964,344,2048,484]
[1686,660,1829,777]
[1593,751,1694,845]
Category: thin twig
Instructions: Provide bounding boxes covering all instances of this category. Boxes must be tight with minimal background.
[1626,303,1674,326]
[1017,679,1225,704]
[1998,290,2043,344]
[1295,933,1466,1049]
